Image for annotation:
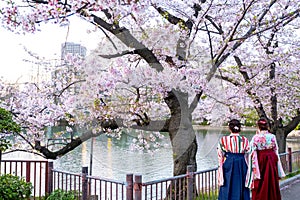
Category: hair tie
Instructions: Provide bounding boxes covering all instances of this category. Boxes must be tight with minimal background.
[257,119,268,125]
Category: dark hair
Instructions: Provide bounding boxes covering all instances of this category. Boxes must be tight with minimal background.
[257,118,269,130]
[228,119,241,133]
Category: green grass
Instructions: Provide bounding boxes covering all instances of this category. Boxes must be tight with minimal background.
[281,170,300,180]
[194,191,218,200]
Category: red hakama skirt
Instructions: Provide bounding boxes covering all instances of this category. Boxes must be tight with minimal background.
[252,149,281,200]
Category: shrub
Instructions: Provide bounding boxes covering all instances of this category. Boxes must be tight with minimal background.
[46,189,80,200]
[0,174,33,200]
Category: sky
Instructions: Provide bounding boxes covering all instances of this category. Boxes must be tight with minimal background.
[0,16,103,83]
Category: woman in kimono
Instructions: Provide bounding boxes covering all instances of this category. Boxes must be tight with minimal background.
[217,119,250,200]
[246,118,285,200]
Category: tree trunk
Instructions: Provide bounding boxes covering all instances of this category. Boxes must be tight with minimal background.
[275,128,287,154]
[272,117,300,154]
[165,90,198,175]
[170,126,198,176]
[164,90,198,199]
[274,127,289,172]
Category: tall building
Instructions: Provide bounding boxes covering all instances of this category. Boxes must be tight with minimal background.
[61,42,87,59]
[51,42,87,94]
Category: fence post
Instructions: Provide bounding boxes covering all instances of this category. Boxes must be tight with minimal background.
[126,174,133,200]
[26,161,31,182]
[187,165,194,200]
[134,175,142,200]
[288,147,292,173]
[47,161,54,194]
[82,166,88,200]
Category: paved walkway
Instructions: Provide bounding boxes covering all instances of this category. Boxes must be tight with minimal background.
[280,174,300,200]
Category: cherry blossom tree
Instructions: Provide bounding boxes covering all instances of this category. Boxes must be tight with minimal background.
[1,1,300,186]
[211,19,300,153]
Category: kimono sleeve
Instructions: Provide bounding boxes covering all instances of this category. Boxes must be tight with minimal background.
[217,138,225,186]
[246,136,260,188]
[243,136,250,165]
[274,136,286,178]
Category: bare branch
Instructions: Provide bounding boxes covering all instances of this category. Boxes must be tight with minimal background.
[98,50,135,58]
[204,15,223,34]
[189,92,203,113]
[233,56,250,81]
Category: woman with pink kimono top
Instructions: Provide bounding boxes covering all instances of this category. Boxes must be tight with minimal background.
[246,118,285,200]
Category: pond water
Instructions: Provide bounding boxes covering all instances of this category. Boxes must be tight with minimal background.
[3,127,300,182]
[51,128,300,182]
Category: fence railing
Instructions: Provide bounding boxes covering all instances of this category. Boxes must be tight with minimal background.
[1,147,300,200]
[279,148,300,174]
[51,166,127,200]
[0,160,49,199]
[139,166,219,200]
[194,167,219,199]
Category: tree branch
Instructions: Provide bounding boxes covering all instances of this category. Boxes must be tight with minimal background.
[284,113,300,134]
[189,92,203,113]
[98,50,135,59]
[90,13,164,72]
[233,56,250,82]
[34,129,102,159]
[204,15,223,34]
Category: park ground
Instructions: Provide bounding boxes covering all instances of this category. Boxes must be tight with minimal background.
[280,174,300,200]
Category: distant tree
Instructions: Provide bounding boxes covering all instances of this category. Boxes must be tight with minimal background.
[0,107,21,160]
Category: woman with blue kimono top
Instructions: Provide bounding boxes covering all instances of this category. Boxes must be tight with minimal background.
[246,118,285,200]
[217,119,250,200]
